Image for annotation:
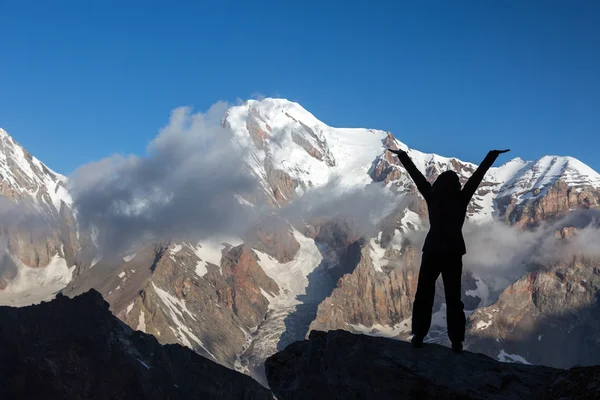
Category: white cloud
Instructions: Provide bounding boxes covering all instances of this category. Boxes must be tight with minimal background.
[70,102,257,253]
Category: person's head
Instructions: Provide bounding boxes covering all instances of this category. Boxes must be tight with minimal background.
[432,170,461,196]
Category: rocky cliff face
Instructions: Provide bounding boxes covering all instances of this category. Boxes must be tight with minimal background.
[0,289,272,399]
[309,241,420,335]
[265,329,599,400]
[500,179,600,227]
[466,251,600,368]
[244,215,300,263]
[65,240,281,369]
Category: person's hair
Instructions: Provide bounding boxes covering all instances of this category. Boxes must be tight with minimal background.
[432,170,461,194]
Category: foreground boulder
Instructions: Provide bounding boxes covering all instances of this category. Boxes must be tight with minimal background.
[266,329,599,399]
[0,290,272,400]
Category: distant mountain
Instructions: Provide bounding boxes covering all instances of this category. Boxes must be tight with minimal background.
[1,98,599,384]
[0,128,80,306]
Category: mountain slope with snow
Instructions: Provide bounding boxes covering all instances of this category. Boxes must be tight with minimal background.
[0,128,72,213]
[224,99,390,204]
[0,128,78,305]
[3,97,600,383]
[226,99,600,224]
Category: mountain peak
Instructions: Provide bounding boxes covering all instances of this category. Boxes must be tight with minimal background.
[0,127,71,213]
[224,98,390,201]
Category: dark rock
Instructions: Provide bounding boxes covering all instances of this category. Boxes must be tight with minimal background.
[265,329,563,400]
[0,289,273,400]
[537,365,600,399]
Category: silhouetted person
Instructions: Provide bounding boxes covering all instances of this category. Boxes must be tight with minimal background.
[388,148,510,353]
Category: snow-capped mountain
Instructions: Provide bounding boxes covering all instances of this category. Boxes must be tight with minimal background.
[224,99,389,202]
[224,99,600,225]
[0,128,72,214]
[0,128,78,306]
[2,97,600,383]
[220,98,600,372]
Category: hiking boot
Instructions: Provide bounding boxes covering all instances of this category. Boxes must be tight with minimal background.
[452,341,463,353]
[411,335,424,348]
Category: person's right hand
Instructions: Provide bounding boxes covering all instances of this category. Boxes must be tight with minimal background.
[490,149,510,156]
[387,148,406,156]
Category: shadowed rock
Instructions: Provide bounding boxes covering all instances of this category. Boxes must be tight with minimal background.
[265,329,599,400]
[0,289,272,400]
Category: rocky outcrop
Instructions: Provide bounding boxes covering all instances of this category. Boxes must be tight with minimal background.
[245,215,300,263]
[537,365,600,400]
[0,289,272,399]
[246,106,272,150]
[284,113,335,167]
[466,252,600,369]
[220,245,280,327]
[265,329,577,400]
[370,133,406,184]
[265,165,298,206]
[500,180,600,227]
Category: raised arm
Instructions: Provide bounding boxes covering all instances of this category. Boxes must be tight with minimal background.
[461,149,510,203]
[388,149,432,201]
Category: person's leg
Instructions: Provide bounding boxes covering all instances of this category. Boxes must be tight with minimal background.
[441,254,466,352]
[411,252,441,345]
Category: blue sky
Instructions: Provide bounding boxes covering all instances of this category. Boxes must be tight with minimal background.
[1,1,599,174]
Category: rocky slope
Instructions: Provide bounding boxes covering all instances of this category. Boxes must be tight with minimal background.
[0,289,272,399]
[266,329,599,400]
[65,240,281,367]
[466,227,600,368]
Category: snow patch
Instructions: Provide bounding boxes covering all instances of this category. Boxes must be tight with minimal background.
[190,238,240,275]
[90,256,102,268]
[400,209,422,232]
[0,254,76,307]
[123,253,136,262]
[348,319,412,337]
[475,320,492,330]
[137,311,146,332]
[170,244,182,255]
[369,238,388,273]
[497,349,531,365]
[152,283,197,322]
[195,261,208,277]
[254,229,323,308]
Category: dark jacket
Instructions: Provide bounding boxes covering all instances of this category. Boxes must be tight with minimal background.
[397,151,499,255]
